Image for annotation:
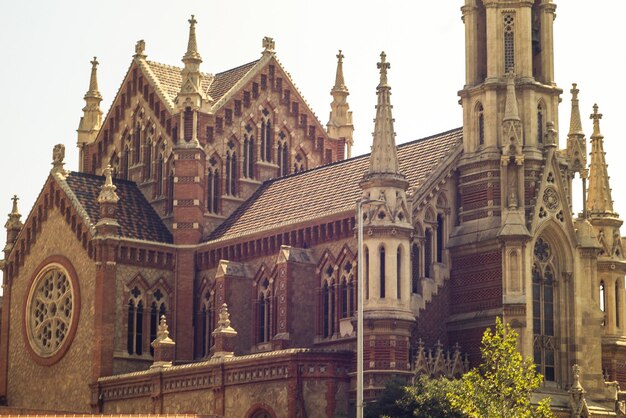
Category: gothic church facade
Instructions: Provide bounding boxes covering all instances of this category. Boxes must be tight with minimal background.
[1,2,625,417]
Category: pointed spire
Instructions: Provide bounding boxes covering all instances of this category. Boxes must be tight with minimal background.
[183,15,202,62]
[5,195,23,231]
[77,58,103,154]
[503,71,520,122]
[332,50,347,92]
[368,52,400,175]
[568,83,584,136]
[327,50,354,158]
[586,104,615,216]
[85,57,101,100]
[98,165,119,204]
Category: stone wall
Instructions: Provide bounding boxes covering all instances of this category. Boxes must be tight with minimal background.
[7,208,95,412]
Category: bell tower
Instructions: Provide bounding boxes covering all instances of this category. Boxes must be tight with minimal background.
[455,0,560,235]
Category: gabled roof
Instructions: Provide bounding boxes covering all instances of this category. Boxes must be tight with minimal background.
[65,172,173,243]
[145,59,259,105]
[208,128,463,242]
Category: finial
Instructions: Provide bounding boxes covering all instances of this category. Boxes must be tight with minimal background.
[377,51,390,87]
[51,144,69,179]
[217,303,233,330]
[503,70,520,122]
[183,15,201,61]
[571,83,579,100]
[591,103,603,137]
[10,195,19,216]
[134,39,146,59]
[98,165,119,203]
[262,36,275,53]
[332,50,347,91]
[83,57,102,101]
[157,315,170,340]
[568,82,584,136]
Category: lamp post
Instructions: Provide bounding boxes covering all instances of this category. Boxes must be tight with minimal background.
[356,197,384,418]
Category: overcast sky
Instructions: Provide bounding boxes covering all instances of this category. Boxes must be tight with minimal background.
[0,1,623,293]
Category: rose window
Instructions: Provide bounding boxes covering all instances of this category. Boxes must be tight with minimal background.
[27,266,74,357]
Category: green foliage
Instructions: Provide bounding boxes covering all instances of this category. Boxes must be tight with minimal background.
[365,317,554,418]
[447,317,554,418]
[364,376,465,418]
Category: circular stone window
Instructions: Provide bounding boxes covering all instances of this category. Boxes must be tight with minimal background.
[25,258,80,364]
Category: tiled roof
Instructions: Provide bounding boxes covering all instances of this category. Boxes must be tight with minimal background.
[65,172,173,243]
[146,60,259,103]
[208,128,463,242]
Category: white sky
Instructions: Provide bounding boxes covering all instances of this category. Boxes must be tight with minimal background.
[0,1,624,294]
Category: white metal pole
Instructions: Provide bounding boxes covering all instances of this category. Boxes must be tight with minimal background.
[357,199,364,418]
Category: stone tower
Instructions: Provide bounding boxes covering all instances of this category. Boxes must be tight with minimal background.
[359,52,415,399]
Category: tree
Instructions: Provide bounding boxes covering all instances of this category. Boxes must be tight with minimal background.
[365,317,553,418]
[448,317,554,418]
[364,376,465,418]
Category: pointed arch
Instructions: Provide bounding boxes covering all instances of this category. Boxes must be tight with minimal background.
[475,101,485,146]
[537,100,546,144]
[254,264,274,344]
[260,108,273,162]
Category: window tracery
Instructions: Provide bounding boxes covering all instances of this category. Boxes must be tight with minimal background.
[199,289,214,357]
[411,243,421,294]
[260,109,272,162]
[258,278,272,343]
[207,158,220,213]
[225,144,237,196]
[277,131,289,177]
[243,125,255,178]
[532,237,556,382]
[321,266,336,338]
[504,13,515,73]
[127,285,144,355]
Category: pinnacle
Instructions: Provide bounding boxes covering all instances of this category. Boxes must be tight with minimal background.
[568,83,584,136]
[183,14,202,62]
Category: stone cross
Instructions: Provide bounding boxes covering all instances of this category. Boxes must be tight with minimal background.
[377,51,390,85]
[135,39,146,57]
[10,195,19,214]
[188,14,197,27]
[337,50,344,64]
[263,36,275,52]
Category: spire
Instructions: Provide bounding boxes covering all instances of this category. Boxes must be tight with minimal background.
[327,50,354,158]
[5,195,23,232]
[332,50,347,92]
[503,71,520,122]
[77,58,103,155]
[368,52,400,175]
[183,15,202,62]
[586,104,615,216]
[568,83,584,136]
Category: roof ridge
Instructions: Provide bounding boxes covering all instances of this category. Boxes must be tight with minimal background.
[214,59,261,76]
[146,59,214,78]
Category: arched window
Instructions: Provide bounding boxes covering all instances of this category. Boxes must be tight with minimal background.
[127,286,144,355]
[183,107,193,142]
[425,229,433,278]
[532,238,556,382]
[537,103,544,144]
[225,150,237,196]
[340,278,348,318]
[600,280,606,318]
[477,103,485,146]
[149,288,167,356]
[436,214,444,263]
[144,140,152,180]
[260,111,272,162]
[155,150,164,197]
[133,125,141,164]
[277,131,289,177]
[200,290,213,357]
[397,246,402,299]
[504,14,515,73]
[380,246,386,298]
[207,164,220,214]
[122,145,130,180]
[243,130,255,178]
[258,278,271,343]
[411,243,420,294]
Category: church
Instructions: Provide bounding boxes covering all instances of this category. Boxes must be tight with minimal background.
[1,1,625,417]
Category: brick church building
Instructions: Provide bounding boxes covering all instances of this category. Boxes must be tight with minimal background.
[1,1,626,417]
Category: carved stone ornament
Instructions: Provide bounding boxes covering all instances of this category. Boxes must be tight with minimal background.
[51,144,69,179]
[543,187,559,211]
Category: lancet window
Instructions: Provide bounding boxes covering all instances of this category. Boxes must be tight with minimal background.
[225,146,237,196]
[260,109,272,162]
[321,266,336,338]
[380,246,386,298]
[477,103,485,145]
[149,288,168,356]
[133,124,141,164]
[258,278,272,343]
[532,237,556,382]
[339,261,355,319]
[207,159,220,213]
[504,14,515,73]
[127,286,144,355]
[199,289,214,357]
[166,167,174,215]
[616,279,621,328]
[411,243,421,294]
[537,102,544,144]
[243,125,255,178]
[436,214,444,263]
[425,229,433,278]
[144,139,153,180]
[277,131,289,177]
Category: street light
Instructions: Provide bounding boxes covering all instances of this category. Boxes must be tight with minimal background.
[356,197,385,418]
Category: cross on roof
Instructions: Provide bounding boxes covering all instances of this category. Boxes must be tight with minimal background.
[377,51,390,86]
[263,36,275,52]
[188,14,197,27]
[591,103,602,122]
[337,50,344,64]
[91,56,99,68]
